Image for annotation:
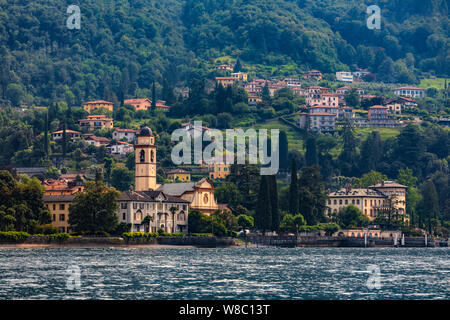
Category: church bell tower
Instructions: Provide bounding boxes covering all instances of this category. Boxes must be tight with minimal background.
[135,126,157,191]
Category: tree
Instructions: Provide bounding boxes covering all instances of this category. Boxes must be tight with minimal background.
[337,205,370,228]
[233,58,243,72]
[298,166,327,225]
[279,131,289,170]
[268,175,280,231]
[359,131,382,174]
[255,175,272,233]
[43,110,49,157]
[5,84,24,106]
[360,170,388,187]
[237,214,254,232]
[262,81,271,105]
[141,215,153,233]
[344,88,360,107]
[110,167,134,191]
[289,159,299,215]
[418,180,440,234]
[338,122,358,176]
[62,121,67,158]
[151,82,157,111]
[305,135,318,166]
[169,206,178,233]
[68,181,120,233]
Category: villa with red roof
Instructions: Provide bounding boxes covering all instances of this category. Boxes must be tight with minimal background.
[83,100,114,113]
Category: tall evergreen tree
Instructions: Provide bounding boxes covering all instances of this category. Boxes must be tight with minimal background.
[62,120,67,158]
[418,180,440,234]
[289,159,299,215]
[279,130,289,170]
[256,175,272,233]
[43,110,49,157]
[268,175,280,231]
[359,131,382,174]
[262,81,271,106]
[338,121,358,176]
[305,135,318,166]
[298,166,327,225]
[151,82,157,111]
[233,57,243,72]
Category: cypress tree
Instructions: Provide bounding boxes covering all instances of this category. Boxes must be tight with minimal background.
[44,110,49,157]
[305,135,318,166]
[151,82,157,111]
[279,131,289,170]
[233,58,242,73]
[289,159,299,215]
[268,175,280,231]
[262,81,271,105]
[418,180,440,234]
[62,120,67,158]
[256,175,272,233]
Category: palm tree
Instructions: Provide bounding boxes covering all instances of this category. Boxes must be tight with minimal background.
[141,215,153,233]
[163,212,169,233]
[169,206,178,233]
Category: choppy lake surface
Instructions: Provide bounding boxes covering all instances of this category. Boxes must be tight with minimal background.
[0,248,448,300]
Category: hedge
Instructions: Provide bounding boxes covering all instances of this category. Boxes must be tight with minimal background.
[0,231,30,242]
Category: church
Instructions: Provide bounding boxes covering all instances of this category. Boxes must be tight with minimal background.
[116,126,220,233]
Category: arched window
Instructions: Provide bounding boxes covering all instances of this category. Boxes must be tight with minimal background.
[140,150,145,163]
[151,150,154,162]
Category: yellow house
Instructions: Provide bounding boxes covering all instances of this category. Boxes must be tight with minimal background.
[167,169,191,182]
[327,181,408,222]
[208,163,231,180]
[327,188,387,220]
[83,100,114,113]
[43,194,76,233]
[231,72,248,82]
[215,77,235,87]
[78,115,114,131]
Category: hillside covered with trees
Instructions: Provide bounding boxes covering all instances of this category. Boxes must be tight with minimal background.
[0,0,448,106]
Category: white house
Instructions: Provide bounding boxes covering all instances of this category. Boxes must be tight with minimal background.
[394,87,426,99]
[112,128,138,143]
[336,72,354,83]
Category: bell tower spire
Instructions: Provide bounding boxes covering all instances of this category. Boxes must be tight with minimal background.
[134,126,157,191]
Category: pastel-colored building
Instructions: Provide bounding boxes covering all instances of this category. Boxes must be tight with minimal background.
[231,72,248,82]
[78,115,113,131]
[216,77,235,87]
[51,130,81,141]
[336,72,354,83]
[117,190,189,233]
[394,87,425,98]
[83,100,114,113]
[167,169,191,182]
[83,135,111,147]
[208,163,231,180]
[304,70,322,80]
[124,98,151,111]
[43,194,76,233]
[113,128,138,142]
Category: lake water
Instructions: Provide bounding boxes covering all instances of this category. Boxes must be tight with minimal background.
[0,248,448,300]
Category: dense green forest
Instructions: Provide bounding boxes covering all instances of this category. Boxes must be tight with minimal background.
[0,0,448,107]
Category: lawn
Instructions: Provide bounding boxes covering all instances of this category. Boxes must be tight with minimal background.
[252,120,304,152]
[354,127,401,141]
[419,78,448,90]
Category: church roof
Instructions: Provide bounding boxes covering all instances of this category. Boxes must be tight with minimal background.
[156,183,196,196]
[118,190,189,203]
